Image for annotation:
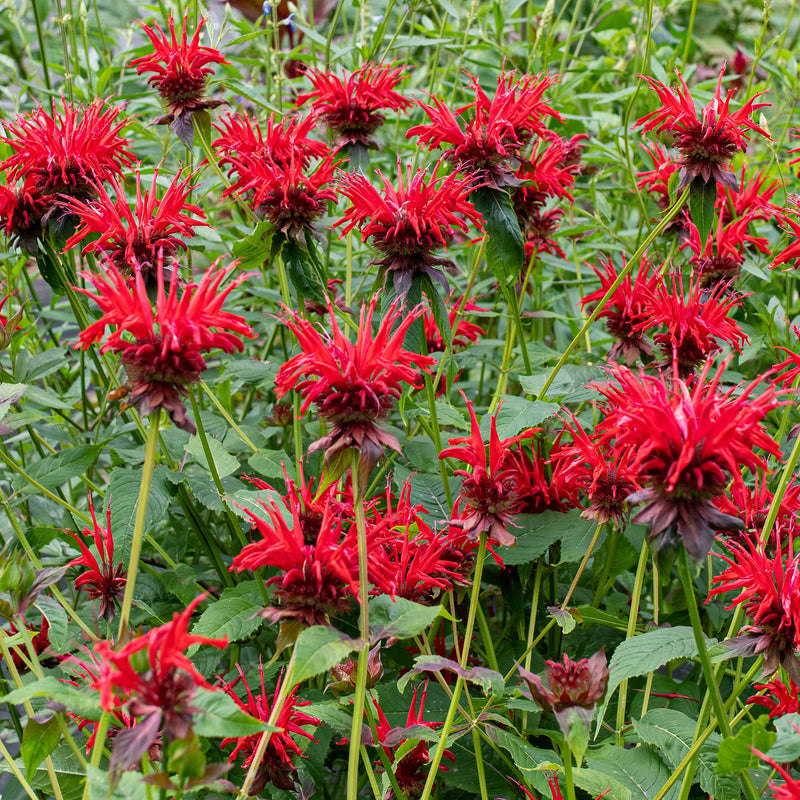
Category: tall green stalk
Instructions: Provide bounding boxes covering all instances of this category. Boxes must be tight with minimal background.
[116,410,161,638]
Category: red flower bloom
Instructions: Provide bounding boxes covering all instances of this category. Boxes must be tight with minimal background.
[275,298,434,484]
[219,664,319,793]
[439,397,533,546]
[231,468,360,626]
[368,684,454,798]
[719,165,783,224]
[682,213,769,285]
[130,14,226,144]
[513,136,582,213]
[518,650,609,735]
[714,474,800,541]
[365,484,462,601]
[66,498,126,623]
[643,272,747,375]
[580,254,662,365]
[407,69,562,188]
[770,196,800,271]
[757,752,800,800]
[635,66,770,191]
[709,536,800,682]
[92,594,228,771]
[522,206,565,260]
[553,415,640,527]
[213,111,329,171]
[75,260,254,434]
[0,183,52,251]
[636,142,680,210]
[62,169,207,276]
[335,162,483,294]
[61,649,135,753]
[748,677,800,718]
[0,98,134,201]
[595,360,781,560]
[0,283,25,351]
[295,63,411,149]
[222,150,337,244]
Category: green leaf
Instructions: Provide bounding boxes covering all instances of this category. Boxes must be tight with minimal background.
[368,596,441,642]
[766,713,800,762]
[87,764,149,800]
[688,176,716,248]
[419,273,452,350]
[12,445,102,493]
[191,582,266,645]
[632,709,739,800]
[717,715,775,775]
[586,744,679,800]
[15,347,68,382]
[478,396,559,439]
[549,606,578,634]
[22,716,60,780]
[231,220,274,271]
[185,434,240,479]
[35,595,68,652]
[248,451,291,480]
[500,510,591,566]
[191,688,279,738]
[485,726,562,773]
[0,676,102,720]
[574,768,632,800]
[596,627,712,731]
[470,186,525,294]
[282,236,328,304]
[106,466,172,566]
[292,626,360,685]
[223,357,278,386]
[0,383,26,422]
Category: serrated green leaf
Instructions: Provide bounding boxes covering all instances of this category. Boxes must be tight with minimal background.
[106,466,172,566]
[185,434,240,479]
[87,764,150,800]
[369,596,441,642]
[248,451,291,480]
[0,383,26,422]
[282,237,327,304]
[0,676,102,720]
[470,186,525,293]
[22,716,60,780]
[397,655,504,696]
[596,627,713,732]
[231,220,274,271]
[35,595,69,652]
[12,445,102,493]
[15,347,68,382]
[500,510,591,566]
[688,176,716,248]
[478,396,559,439]
[191,688,279,738]
[485,726,562,773]
[632,709,738,800]
[717,715,775,776]
[191,581,266,644]
[574,768,631,800]
[292,626,360,685]
[586,744,679,800]
[549,606,577,634]
[223,358,278,385]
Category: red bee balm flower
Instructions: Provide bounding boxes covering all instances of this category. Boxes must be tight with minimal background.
[66,499,126,623]
[93,595,228,773]
[219,664,319,794]
[62,169,208,276]
[635,66,770,191]
[231,471,360,626]
[276,298,434,484]
[408,69,562,188]
[295,63,411,150]
[748,677,800,718]
[75,260,254,434]
[130,14,226,144]
[335,162,483,295]
[439,398,533,546]
[519,650,609,736]
[595,361,781,561]
[709,536,800,682]
[0,98,134,201]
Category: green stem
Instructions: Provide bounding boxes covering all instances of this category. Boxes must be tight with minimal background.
[116,410,160,638]
[561,522,603,609]
[200,379,259,453]
[562,739,576,800]
[418,534,488,800]
[677,548,732,737]
[509,286,532,375]
[536,187,690,401]
[472,727,490,800]
[0,737,38,800]
[680,0,699,65]
[615,540,649,745]
[347,454,371,800]
[31,0,53,91]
